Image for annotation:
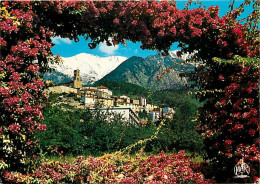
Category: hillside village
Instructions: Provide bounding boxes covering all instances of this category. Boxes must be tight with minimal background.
[45,69,175,124]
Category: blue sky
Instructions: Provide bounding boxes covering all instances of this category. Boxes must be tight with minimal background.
[51,0,254,58]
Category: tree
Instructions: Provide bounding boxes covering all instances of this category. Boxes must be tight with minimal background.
[196,56,259,182]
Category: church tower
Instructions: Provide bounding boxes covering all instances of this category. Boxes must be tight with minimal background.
[73,69,82,89]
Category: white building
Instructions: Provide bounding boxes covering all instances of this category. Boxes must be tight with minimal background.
[45,86,78,94]
[80,88,98,96]
[149,111,161,121]
[139,97,147,106]
[162,107,175,114]
[90,107,140,125]
[81,96,96,107]
[98,85,113,97]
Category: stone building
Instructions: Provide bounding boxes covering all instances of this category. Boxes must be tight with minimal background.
[73,69,82,89]
[58,69,82,89]
[80,88,98,96]
[46,86,78,94]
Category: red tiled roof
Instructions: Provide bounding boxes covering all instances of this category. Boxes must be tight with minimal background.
[98,85,109,89]
[81,88,98,92]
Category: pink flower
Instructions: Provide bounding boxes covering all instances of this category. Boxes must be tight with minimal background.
[191,27,202,37]
[9,72,20,81]
[21,92,31,103]
[248,129,255,137]
[8,123,21,134]
[169,26,176,35]
[241,67,249,74]
[249,118,258,125]
[113,18,120,25]
[233,124,243,131]
[27,64,39,73]
[0,37,7,46]
[247,98,254,104]
[33,79,45,87]
[246,86,253,93]
[225,119,232,125]
[131,20,138,26]
[219,99,226,107]
[242,112,249,119]
[37,123,46,132]
[157,30,165,37]
[218,75,224,81]
[99,7,107,13]
[249,108,258,117]
[232,27,243,37]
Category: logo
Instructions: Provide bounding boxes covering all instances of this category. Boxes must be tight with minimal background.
[234,158,250,178]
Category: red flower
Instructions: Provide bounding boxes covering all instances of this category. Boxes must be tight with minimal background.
[225,140,232,145]
[27,64,39,73]
[233,124,243,131]
[9,72,20,81]
[247,98,254,104]
[232,27,243,37]
[157,30,165,37]
[249,108,258,117]
[113,18,120,25]
[241,67,249,74]
[8,123,21,134]
[218,74,224,81]
[248,129,255,137]
[225,119,232,125]
[242,112,249,119]
[246,86,253,93]
[219,99,226,107]
[0,37,7,46]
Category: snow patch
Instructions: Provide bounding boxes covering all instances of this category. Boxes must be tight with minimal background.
[50,53,127,84]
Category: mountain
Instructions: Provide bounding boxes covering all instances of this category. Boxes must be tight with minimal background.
[43,70,72,84]
[97,51,194,91]
[44,53,127,85]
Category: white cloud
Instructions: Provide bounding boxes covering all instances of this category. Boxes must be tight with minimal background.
[99,41,119,55]
[51,37,72,45]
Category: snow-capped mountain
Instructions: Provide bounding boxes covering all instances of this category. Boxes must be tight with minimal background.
[48,53,127,85]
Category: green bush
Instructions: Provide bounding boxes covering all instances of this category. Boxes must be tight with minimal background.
[36,95,157,156]
[36,91,204,157]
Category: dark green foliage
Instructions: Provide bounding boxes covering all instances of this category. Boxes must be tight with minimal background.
[145,92,205,154]
[36,94,157,156]
[148,89,196,107]
[37,90,204,157]
[94,80,149,99]
[138,110,152,121]
[35,104,90,155]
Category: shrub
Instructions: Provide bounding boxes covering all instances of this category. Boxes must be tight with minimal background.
[196,56,259,182]
[2,151,213,183]
[36,95,158,156]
